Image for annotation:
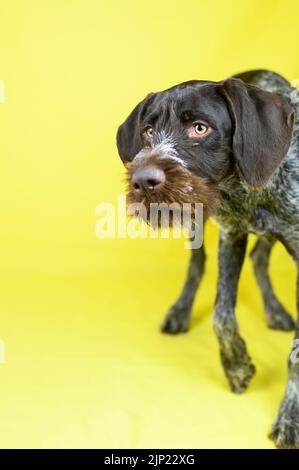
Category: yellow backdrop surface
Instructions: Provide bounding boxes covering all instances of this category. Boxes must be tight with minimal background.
[0,0,298,448]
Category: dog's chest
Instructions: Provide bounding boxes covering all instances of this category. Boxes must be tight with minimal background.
[214,184,280,235]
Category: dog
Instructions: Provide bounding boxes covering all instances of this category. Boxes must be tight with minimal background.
[116,70,299,448]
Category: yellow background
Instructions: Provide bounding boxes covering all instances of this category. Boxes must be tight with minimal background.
[0,0,298,449]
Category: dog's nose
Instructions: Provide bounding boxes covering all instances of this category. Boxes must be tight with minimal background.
[132,166,165,194]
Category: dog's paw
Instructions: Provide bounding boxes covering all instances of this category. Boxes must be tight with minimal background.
[266,304,295,332]
[160,306,190,335]
[214,315,256,393]
[220,336,256,393]
[270,399,299,449]
[223,357,256,394]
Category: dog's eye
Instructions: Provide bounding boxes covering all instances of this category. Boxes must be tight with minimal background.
[194,122,208,135]
[187,121,211,138]
[143,126,154,139]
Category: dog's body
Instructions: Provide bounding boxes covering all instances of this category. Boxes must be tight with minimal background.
[117,70,299,448]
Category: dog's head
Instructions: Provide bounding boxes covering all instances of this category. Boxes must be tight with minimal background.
[117,78,294,221]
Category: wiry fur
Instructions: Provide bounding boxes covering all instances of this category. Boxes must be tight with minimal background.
[126,153,218,224]
[116,69,299,448]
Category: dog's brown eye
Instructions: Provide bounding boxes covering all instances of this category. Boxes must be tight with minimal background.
[187,121,211,138]
[143,126,154,139]
[194,122,208,135]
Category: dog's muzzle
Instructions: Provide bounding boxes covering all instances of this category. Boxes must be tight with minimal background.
[125,152,219,224]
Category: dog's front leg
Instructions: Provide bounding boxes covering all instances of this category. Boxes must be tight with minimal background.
[270,255,299,449]
[161,246,206,334]
[213,229,255,393]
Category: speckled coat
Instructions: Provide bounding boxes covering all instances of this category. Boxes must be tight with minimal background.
[212,71,299,449]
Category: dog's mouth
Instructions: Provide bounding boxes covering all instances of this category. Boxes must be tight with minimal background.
[125,154,218,228]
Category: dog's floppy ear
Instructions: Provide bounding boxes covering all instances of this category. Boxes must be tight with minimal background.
[116,93,155,162]
[218,78,294,187]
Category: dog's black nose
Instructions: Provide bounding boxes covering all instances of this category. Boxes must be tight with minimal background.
[132,166,165,194]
